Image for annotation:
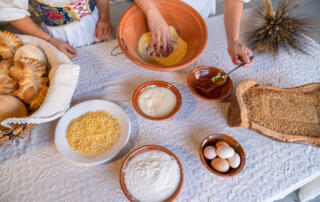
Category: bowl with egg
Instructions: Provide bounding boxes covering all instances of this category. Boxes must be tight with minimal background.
[120,145,184,201]
[54,99,131,166]
[199,134,246,177]
[117,0,208,72]
[187,66,233,102]
[132,81,182,121]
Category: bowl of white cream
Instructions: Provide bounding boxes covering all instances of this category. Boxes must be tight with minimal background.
[132,81,182,121]
[120,145,184,201]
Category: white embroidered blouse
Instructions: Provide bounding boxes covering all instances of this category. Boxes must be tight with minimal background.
[0,0,250,48]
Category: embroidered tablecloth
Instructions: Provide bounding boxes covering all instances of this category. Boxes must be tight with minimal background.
[1,11,320,202]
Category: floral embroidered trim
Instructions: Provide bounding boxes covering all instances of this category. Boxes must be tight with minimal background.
[28,0,95,27]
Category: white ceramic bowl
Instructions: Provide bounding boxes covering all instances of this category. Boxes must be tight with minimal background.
[54,99,131,166]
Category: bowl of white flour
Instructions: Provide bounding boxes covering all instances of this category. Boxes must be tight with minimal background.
[120,145,184,201]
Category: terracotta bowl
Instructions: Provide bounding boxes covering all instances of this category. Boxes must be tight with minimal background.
[120,145,184,201]
[132,81,182,121]
[187,66,233,102]
[199,134,246,177]
[117,0,208,72]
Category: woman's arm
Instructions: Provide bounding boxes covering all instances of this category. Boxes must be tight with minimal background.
[94,0,114,41]
[10,16,77,58]
[224,0,253,66]
[134,0,170,54]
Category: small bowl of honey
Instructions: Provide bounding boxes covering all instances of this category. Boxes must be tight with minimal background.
[187,66,233,102]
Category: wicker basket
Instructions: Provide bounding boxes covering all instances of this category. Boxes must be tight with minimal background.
[0,124,36,146]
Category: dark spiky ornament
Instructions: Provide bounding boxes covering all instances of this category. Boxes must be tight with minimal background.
[247,0,316,55]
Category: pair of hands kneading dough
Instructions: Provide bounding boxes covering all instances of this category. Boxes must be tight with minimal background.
[138,26,187,66]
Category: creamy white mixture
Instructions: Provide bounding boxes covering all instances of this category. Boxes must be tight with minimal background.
[138,87,177,118]
[124,150,181,202]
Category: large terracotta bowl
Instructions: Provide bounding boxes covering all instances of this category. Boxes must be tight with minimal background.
[120,145,184,201]
[117,0,208,72]
[199,134,246,177]
[187,66,233,102]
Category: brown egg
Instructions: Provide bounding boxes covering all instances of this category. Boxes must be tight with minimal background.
[210,158,230,173]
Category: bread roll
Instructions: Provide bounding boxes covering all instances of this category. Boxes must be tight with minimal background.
[10,58,48,103]
[30,85,48,111]
[0,95,27,131]
[0,60,17,95]
[0,30,23,60]
[14,44,48,65]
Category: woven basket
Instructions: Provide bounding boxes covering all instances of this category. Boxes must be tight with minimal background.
[0,124,36,146]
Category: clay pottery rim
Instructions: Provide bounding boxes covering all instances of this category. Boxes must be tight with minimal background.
[117,0,208,72]
[119,145,184,202]
[199,134,246,177]
[132,80,182,121]
[187,66,233,102]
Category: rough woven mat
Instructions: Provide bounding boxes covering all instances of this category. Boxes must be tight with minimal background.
[228,80,320,147]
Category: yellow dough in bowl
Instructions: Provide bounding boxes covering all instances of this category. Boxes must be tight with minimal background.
[138,26,187,66]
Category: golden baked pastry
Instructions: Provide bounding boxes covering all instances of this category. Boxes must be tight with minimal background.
[30,85,48,111]
[14,44,48,65]
[228,80,320,147]
[0,60,17,95]
[10,57,48,103]
[0,95,27,131]
[138,26,188,66]
[0,30,23,60]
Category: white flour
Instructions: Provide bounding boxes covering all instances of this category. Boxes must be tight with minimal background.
[124,150,181,202]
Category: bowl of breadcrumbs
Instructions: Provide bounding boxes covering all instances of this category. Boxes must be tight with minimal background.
[54,100,131,166]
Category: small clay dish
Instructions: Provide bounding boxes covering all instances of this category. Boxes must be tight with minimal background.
[132,81,182,121]
[187,66,233,102]
[120,145,184,202]
[199,134,246,177]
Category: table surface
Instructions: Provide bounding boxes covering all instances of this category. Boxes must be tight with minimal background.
[1,11,320,202]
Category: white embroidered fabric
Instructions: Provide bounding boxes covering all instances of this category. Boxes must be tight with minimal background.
[1,35,80,130]
[0,10,319,202]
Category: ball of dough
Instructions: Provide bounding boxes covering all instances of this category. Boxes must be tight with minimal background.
[211,158,230,173]
[203,145,216,160]
[14,44,47,65]
[0,95,27,131]
[216,145,235,159]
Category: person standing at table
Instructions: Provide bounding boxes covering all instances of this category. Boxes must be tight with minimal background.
[0,0,114,58]
[134,0,254,66]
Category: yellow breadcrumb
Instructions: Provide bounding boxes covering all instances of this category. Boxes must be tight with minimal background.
[66,110,121,155]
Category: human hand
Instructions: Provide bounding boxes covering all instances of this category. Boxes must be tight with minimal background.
[146,8,171,55]
[228,40,254,67]
[94,18,114,41]
[49,38,77,59]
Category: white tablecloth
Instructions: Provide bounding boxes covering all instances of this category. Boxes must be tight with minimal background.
[1,11,320,202]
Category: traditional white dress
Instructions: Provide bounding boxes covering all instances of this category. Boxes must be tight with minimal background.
[0,0,249,48]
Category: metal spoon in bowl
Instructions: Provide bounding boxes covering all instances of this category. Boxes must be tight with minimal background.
[210,56,254,86]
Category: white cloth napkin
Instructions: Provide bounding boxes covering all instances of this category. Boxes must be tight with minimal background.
[1,35,80,131]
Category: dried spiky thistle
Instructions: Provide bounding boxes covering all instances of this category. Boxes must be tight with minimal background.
[247,0,317,55]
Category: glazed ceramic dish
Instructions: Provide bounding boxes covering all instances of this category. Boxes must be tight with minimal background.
[187,66,233,102]
[199,134,246,177]
[132,81,182,121]
[117,0,208,71]
[54,100,131,166]
[120,145,184,201]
